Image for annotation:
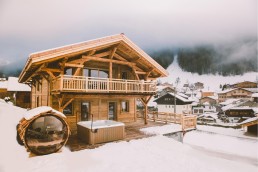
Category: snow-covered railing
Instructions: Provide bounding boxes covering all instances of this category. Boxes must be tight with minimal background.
[148,112,197,131]
[52,75,156,94]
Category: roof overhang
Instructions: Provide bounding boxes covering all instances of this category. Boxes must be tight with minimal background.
[19,34,168,83]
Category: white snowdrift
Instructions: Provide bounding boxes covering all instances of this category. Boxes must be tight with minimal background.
[0,100,257,172]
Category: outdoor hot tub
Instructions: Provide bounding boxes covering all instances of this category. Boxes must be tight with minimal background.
[77,120,125,144]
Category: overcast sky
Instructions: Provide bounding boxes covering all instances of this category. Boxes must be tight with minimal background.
[0,0,256,66]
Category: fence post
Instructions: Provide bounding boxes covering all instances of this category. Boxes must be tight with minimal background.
[85,77,88,92]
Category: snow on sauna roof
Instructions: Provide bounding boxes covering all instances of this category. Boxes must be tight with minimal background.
[24,106,66,120]
[7,77,30,92]
[19,33,168,83]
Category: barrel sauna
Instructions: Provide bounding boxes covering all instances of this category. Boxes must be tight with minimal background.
[17,107,70,155]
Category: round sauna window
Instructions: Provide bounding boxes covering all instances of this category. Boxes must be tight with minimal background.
[24,115,69,155]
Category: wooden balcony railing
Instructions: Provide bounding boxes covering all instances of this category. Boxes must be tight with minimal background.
[52,75,157,94]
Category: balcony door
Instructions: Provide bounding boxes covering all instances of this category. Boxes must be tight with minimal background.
[108,102,117,120]
[81,102,90,121]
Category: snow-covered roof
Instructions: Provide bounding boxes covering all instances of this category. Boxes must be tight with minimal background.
[238,117,258,126]
[0,80,8,89]
[7,77,30,92]
[219,99,241,106]
[156,85,174,92]
[198,112,219,119]
[251,93,258,98]
[177,92,189,99]
[168,93,193,103]
[221,100,244,112]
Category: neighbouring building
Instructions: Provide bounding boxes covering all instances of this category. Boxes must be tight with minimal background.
[218,88,253,103]
[154,93,194,114]
[201,90,214,98]
[199,96,218,105]
[192,102,217,116]
[197,112,218,123]
[225,107,256,123]
[0,78,8,99]
[7,77,31,108]
[239,117,258,135]
[231,81,257,88]
[18,34,168,134]
[0,77,31,108]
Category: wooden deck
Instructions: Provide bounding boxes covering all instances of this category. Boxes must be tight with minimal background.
[66,119,166,152]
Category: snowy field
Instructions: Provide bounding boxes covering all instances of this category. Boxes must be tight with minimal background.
[0,101,257,172]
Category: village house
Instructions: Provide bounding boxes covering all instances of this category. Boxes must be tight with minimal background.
[197,112,218,123]
[218,88,253,103]
[225,107,256,123]
[0,77,31,108]
[18,34,168,134]
[231,81,257,89]
[0,78,8,99]
[201,90,215,98]
[154,93,194,114]
[239,117,258,135]
[199,96,217,105]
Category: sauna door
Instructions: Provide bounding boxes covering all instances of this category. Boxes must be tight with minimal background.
[81,102,90,121]
[108,102,117,120]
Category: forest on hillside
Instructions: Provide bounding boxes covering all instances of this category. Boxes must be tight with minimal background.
[151,38,257,76]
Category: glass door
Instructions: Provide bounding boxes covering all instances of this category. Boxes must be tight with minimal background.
[81,102,90,121]
[108,102,116,120]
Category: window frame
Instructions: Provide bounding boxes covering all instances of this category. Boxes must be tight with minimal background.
[121,100,129,112]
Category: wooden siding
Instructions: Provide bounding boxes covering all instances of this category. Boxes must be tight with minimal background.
[50,95,137,134]
[77,124,125,144]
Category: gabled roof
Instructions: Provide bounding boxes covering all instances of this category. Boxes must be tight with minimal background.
[218,88,253,94]
[19,34,168,83]
[154,93,193,103]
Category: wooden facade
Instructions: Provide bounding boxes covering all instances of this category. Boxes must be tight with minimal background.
[218,88,253,102]
[19,34,168,134]
[232,81,257,88]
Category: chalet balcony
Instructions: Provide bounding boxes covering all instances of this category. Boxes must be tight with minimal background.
[52,75,157,94]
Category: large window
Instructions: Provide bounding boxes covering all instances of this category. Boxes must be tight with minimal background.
[63,103,73,116]
[121,101,129,112]
[83,68,108,78]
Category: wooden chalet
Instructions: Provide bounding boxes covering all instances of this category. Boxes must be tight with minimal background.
[232,81,257,88]
[218,88,253,103]
[18,34,168,134]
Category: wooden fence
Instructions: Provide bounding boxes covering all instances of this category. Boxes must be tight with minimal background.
[147,111,197,131]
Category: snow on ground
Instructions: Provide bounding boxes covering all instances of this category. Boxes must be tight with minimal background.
[0,101,257,172]
[184,130,258,160]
